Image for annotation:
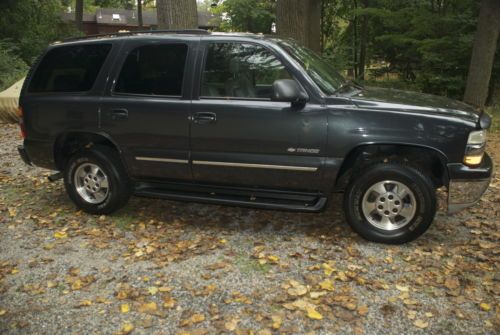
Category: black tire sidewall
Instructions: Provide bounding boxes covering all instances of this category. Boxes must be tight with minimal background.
[344,164,436,244]
[64,148,130,214]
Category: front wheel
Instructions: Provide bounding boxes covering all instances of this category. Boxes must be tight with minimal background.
[64,146,131,215]
[344,163,437,244]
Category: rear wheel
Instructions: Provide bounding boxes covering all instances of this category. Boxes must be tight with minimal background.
[64,146,131,214]
[344,163,436,244]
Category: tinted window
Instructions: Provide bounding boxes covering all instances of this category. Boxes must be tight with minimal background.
[115,44,188,96]
[29,44,111,93]
[201,43,292,99]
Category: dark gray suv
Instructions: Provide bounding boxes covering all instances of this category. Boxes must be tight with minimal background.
[17,30,493,244]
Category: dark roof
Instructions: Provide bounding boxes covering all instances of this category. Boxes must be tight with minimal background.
[60,8,219,28]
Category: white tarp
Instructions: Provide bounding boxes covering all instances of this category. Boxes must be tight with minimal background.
[0,78,24,123]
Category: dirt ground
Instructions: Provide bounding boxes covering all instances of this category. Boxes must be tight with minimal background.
[0,122,498,335]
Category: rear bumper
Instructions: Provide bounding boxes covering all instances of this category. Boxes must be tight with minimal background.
[447,153,494,214]
[18,145,32,166]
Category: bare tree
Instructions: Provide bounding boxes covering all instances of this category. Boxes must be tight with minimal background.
[156,0,198,30]
[75,0,84,31]
[276,0,321,53]
[463,0,500,108]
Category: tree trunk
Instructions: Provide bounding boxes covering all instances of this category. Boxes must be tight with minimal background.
[353,0,358,78]
[137,0,143,28]
[276,0,321,53]
[156,0,198,30]
[75,0,84,31]
[358,0,369,80]
[463,0,500,107]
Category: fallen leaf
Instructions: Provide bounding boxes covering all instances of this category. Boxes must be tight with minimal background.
[147,286,158,295]
[121,322,134,334]
[77,300,92,307]
[414,319,428,329]
[54,231,68,239]
[306,307,323,320]
[120,304,130,313]
[479,303,491,311]
[271,314,282,329]
[0,309,7,316]
[319,279,334,291]
[137,302,157,314]
[396,284,409,292]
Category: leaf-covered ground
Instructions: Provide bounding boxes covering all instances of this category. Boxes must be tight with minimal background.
[0,122,498,335]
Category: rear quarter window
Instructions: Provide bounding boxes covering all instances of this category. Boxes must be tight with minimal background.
[28,44,112,93]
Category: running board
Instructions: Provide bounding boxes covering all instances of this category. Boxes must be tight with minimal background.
[134,182,327,212]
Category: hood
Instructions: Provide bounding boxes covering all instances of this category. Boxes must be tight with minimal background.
[346,86,480,123]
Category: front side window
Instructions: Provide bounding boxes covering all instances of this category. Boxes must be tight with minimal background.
[278,40,346,96]
[201,42,292,99]
[115,44,188,96]
[29,44,112,93]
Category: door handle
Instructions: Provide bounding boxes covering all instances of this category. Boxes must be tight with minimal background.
[111,108,128,120]
[192,112,216,124]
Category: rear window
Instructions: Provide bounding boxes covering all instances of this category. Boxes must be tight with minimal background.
[115,44,188,96]
[28,44,112,93]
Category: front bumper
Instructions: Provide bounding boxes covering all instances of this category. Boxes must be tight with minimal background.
[447,153,494,214]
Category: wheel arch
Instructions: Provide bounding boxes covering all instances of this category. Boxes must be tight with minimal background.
[334,143,450,191]
[53,131,127,172]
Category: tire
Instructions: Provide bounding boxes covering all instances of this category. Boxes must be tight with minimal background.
[344,163,436,244]
[64,145,131,215]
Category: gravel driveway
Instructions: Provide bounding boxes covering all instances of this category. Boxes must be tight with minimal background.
[0,122,498,335]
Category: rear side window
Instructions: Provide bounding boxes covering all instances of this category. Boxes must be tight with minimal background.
[115,44,188,96]
[29,44,111,93]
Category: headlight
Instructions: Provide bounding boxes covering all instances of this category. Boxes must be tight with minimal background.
[464,130,487,166]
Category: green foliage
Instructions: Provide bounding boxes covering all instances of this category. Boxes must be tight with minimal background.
[0,41,29,91]
[0,0,81,65]
[211,0,275,33]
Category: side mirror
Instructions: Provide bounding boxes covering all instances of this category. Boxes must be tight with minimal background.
[271,79,308,105]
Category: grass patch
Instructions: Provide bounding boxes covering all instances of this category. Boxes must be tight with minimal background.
[234,254,271,275]
[113,214,135,231]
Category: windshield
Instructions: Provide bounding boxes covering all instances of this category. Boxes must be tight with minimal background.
[278,40,346,96]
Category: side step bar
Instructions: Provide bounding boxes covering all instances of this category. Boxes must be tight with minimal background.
[134,182,327,212]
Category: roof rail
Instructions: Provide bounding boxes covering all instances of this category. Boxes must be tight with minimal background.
[61,29,210,43]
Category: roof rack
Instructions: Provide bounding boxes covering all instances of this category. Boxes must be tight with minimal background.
[61,29,210,43]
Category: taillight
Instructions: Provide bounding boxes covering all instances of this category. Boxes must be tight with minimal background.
[17,106,26,139]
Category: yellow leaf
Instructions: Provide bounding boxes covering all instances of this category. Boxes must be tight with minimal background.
[396,284,409,292]
[121,322,134,334]
[78,300,92,307]
[479,303,491,311]
[138,302,157,313]
[147,286,159,295]
[219,239,227,244]
[10,268,19,274]
[413,319,428,329]
[287,285,307,296]
[224,317,239,331]
[191,313,205,324]
[120,304,130,313]
[71,279,83,290]
[267,255,280,263]
[271,314,282,329]
[310,291,327,299]
[0,309,7,316]
[163,296,176,309]
[47,281,57,288]
[306,307,323,320]
[54,231,68,239]
[322,263,335,276]
[319,279,334,291]
[8,207,17,217]
[158,286,172,293]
